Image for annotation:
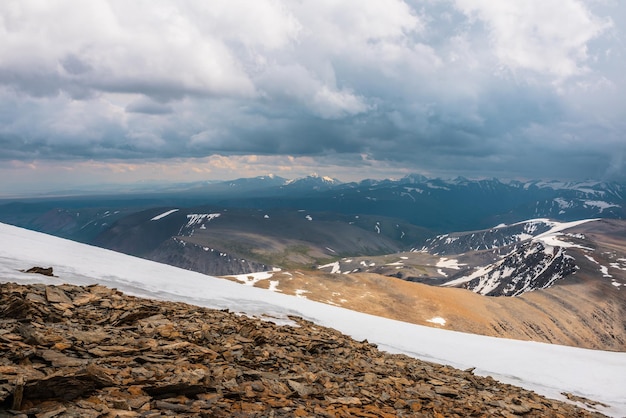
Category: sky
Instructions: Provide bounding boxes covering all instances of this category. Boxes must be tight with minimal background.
[0,1,625,195]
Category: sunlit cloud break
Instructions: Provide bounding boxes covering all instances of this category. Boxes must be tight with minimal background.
[0,0,624,192]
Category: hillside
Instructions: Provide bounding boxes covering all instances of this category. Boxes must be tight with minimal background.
[2,175,626,264]
[92,207,426,274]
[2,175,626,283]
[229,219,626,351]
[0,282,606,417]
[226,268,626,352]
[1,222,625,416]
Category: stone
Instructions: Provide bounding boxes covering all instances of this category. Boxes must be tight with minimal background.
[434,386,460,398]
[44,287,71,304]
[0,282,608,418]
[23,267,54,277]
[39,350,88,367]
[326,396,362,405]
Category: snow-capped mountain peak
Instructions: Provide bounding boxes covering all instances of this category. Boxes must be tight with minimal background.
[283,174,341,189]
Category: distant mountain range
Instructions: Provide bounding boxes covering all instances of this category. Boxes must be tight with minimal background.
[173,174,626,231]
[1,176,625,355]
[1,174,624,235]
[1,174,625,284]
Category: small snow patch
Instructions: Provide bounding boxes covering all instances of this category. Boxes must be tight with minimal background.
[554,198,573,210]
[186,213,221,227]
[436,258,465,270]
[227,271,274,286]
[151,209,179,221]
[426,317,446,326]
[600,265,612,278]
[584,201,619,213]
[268,280,280,292]
[318,261,341,274]
[609,261,626,271]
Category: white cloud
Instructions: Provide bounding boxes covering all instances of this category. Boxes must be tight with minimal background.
[292,0,422,49]
[454,0,612,79]
[0,1,258,98]
[311,86,370,119]
[255,63,370,119]
[0,0,624,185]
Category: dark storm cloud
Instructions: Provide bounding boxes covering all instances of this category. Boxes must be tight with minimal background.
[60,54,93,76]
[126,99,173,115]
[0,0,623,182]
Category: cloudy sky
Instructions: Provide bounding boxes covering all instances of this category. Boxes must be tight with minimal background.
[0,1,624,194]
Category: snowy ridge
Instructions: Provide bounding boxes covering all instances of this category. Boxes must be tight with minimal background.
[317,219,599,297]
[284,173,341,188]
[422,219,597,296]
[1,222,625,416]
[420,219,557,255]
[444,241,577,296]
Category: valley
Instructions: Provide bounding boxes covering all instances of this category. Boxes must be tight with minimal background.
[1,222,625,416]
[1,174,625,353]
[5,4,625,416]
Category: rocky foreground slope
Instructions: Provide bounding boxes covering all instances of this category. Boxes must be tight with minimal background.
[0,281,605,417]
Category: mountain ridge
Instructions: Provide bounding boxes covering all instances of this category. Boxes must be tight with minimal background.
[1,222,625,416]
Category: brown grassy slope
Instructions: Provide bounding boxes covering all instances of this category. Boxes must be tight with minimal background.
[227,268,626,352]
[222,219,626,351]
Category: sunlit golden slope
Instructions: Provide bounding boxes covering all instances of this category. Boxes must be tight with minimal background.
[223,220,626,352]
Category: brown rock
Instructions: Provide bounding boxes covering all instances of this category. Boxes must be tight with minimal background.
[39,350,88,367]
[44,287,72,304]
[326,396,362,405]
[24,267,54,277]
[71,329,109,345]
[0,282,608,418]
[434,386,460,398]
[35,405,67,418]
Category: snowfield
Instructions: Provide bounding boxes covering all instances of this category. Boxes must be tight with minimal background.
[0,223,625,416]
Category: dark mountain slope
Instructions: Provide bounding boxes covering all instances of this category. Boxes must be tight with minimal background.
[2,175,625,247]
[93,207,428,274]
[317,219,626,298]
